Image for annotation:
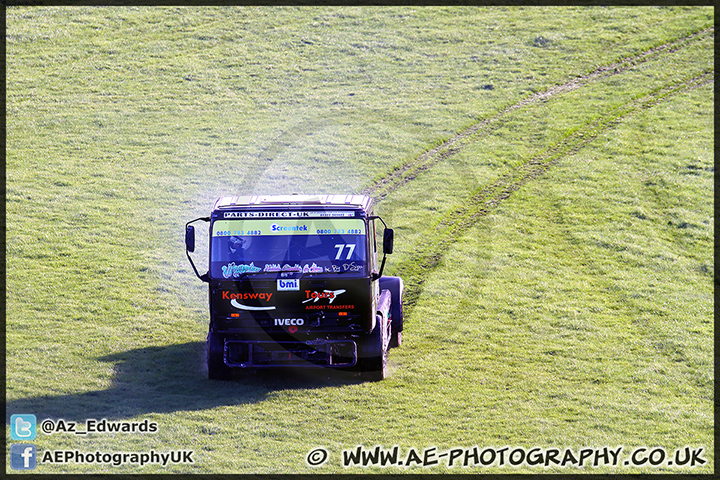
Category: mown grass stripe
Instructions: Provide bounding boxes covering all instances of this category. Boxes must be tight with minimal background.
[396,70,714,312]
[362,26,714,201]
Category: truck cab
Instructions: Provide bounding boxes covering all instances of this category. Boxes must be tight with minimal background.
[185,194,403,381]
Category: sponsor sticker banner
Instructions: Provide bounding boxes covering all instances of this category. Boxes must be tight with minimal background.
[212,219,366,237]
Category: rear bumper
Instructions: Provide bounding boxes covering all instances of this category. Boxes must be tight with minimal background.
[224,339,357,368]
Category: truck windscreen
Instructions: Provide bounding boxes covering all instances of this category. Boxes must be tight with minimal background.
[210,218,367,278]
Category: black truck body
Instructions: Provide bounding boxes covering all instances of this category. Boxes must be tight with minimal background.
[185,194,403,381]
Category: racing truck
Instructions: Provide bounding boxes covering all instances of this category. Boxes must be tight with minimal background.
[185,194,403,381]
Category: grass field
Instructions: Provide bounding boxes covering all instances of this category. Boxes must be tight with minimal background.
[5,6,714,474]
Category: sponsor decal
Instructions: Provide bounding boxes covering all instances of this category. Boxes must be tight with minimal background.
[274,318,305,326]
[316,211,356,217]
[230,300,275,311]
[222,291,274,301]
[302,289,346,304]
[303,263,323,274]
[267,263,317,274]
[323,263,364,273]
[223,211,353,218]
[343,262,363,272]
[224,211,311,218]
[223,291,276,311]
[222,262,261,278]
[277,279,300,291]
[271,223,308,232]
[305,304,355,311]
[213,218,366,237]
[267,263,319,274]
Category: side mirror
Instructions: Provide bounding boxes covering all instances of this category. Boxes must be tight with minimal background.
[383,228,394,255]
[185,225,196,253]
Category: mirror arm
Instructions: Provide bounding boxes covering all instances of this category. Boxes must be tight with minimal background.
[368,215,388,230]
[369,215,391,280]
[376,254,388,280]
[185,217,210,283]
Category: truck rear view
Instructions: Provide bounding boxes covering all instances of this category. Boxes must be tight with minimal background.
[185,194,403,381]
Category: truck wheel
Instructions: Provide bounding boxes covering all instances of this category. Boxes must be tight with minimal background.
[380,276,403,348]
[207,330,232,380]
[360,314,388,381]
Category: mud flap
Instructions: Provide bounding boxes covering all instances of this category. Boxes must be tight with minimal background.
[359,312,389,381]
[380,276,404,348]
[207,330,232,380]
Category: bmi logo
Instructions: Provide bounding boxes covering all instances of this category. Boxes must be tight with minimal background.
[277,279,300,291]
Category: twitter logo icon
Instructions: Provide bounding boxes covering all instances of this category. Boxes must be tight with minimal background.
[11,414,37,440]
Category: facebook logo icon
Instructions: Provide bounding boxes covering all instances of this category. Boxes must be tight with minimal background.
[11,414,37,440]
[11,444,37,470]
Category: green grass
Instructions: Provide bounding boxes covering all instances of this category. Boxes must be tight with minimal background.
[5,5,714,474]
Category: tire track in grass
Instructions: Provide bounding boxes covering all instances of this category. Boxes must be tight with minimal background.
[395,70,714,311]
[362,26,713,201]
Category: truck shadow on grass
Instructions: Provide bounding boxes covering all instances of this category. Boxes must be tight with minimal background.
[6,341,365,423]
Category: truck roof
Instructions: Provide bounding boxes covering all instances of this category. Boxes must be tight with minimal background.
[213,194,373,211]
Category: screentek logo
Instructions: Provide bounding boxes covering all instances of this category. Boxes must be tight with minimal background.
[271,223,308,232]
[277,279,300,291]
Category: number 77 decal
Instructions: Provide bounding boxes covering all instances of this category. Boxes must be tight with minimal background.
[334,243,356,260]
